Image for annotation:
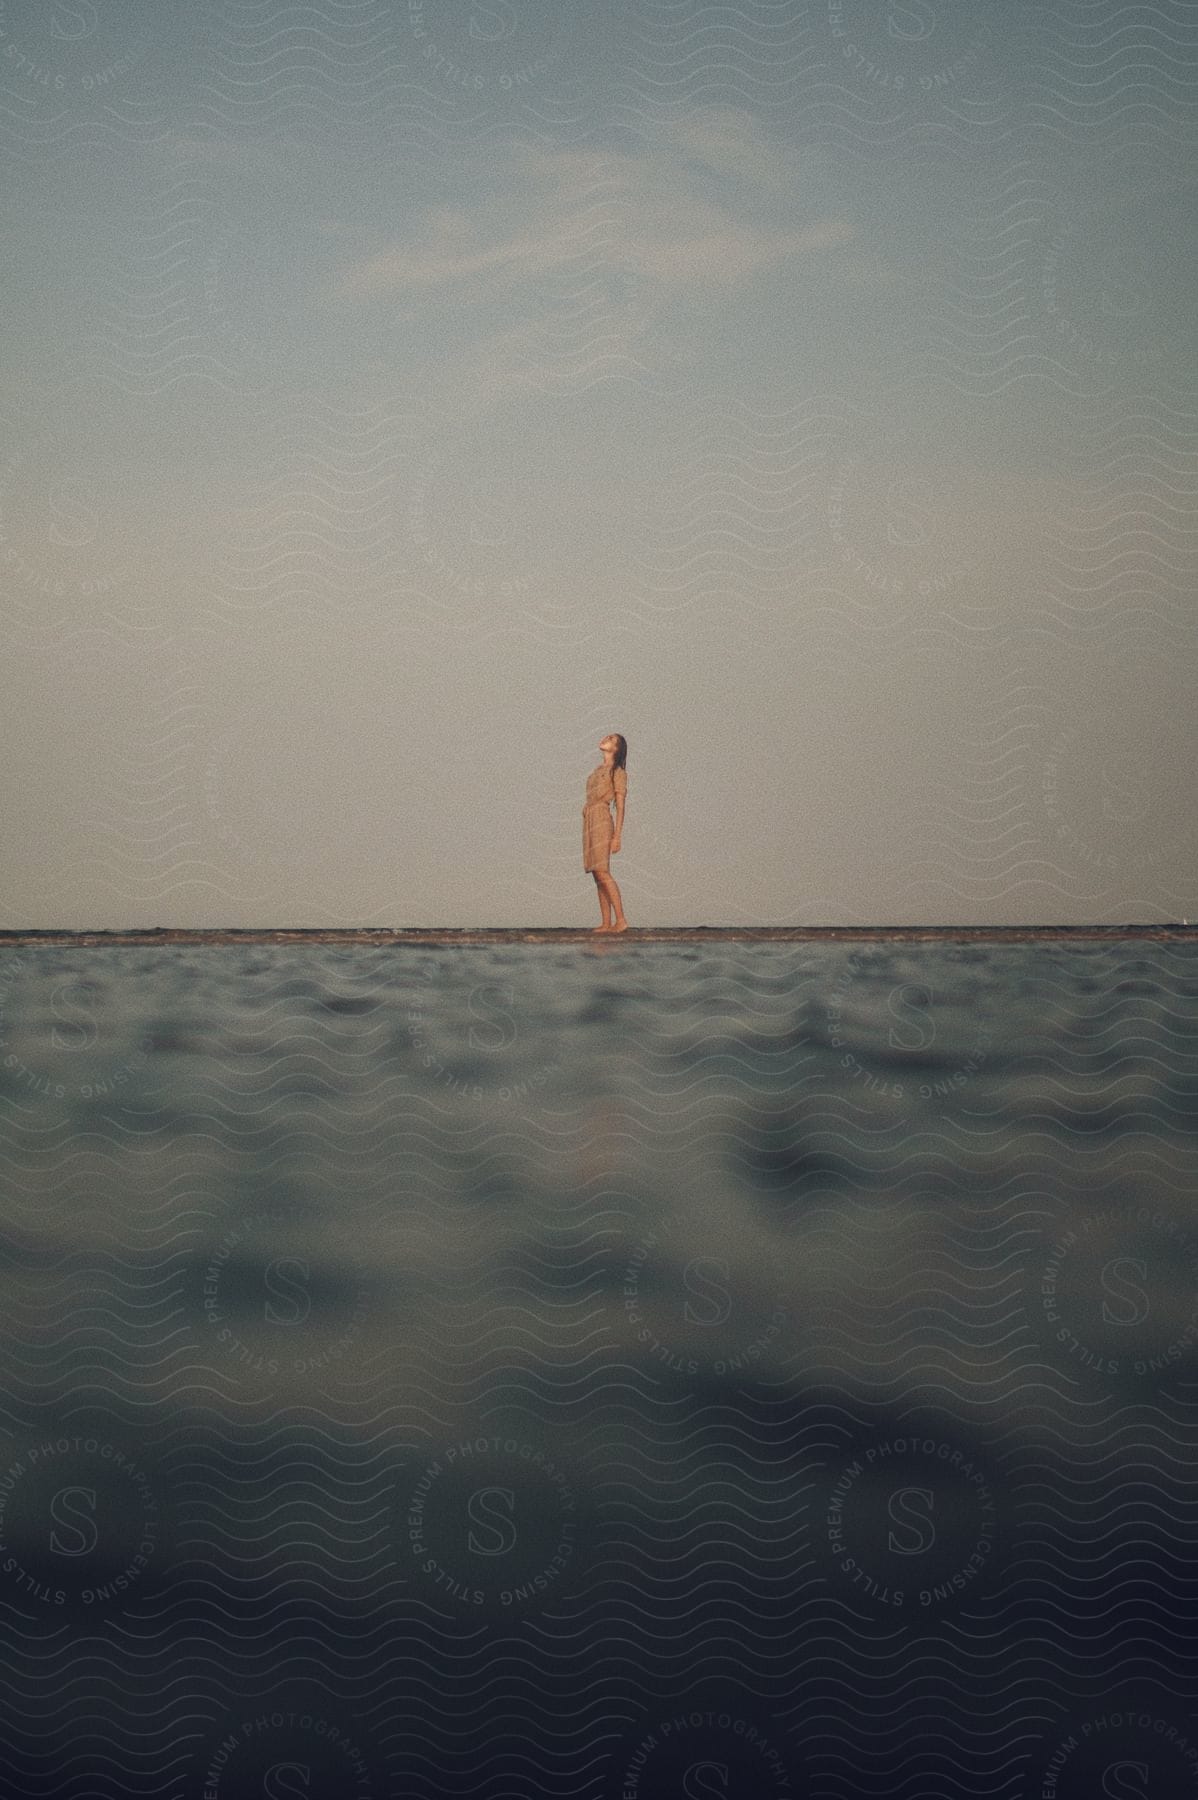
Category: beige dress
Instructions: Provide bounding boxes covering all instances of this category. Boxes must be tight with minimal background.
[582,764,627,872]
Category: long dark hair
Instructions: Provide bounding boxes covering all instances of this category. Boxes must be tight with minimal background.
[610,733,627,772]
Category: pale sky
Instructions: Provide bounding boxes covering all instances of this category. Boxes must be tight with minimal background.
[2,1,1196,926]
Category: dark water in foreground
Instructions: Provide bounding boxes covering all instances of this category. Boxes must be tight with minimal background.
[1,941,1197,1798]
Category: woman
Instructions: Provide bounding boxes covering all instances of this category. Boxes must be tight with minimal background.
[582,733,629,932]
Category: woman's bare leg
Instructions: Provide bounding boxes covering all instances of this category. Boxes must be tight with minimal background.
[592,871,613,930]
[596,870,628,930]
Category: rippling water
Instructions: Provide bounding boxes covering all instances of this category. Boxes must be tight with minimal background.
[1,941,1196,1797]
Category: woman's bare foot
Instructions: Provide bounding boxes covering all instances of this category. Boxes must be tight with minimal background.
[610,919,629,932]
[591,923,613,932]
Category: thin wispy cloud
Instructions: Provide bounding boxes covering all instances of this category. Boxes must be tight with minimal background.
[647,106,806,192]
[329,116,855,309]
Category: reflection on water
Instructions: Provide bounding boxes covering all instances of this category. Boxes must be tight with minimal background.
[0,942,1196,1796]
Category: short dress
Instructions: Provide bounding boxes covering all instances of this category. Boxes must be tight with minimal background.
[582,764,627,873]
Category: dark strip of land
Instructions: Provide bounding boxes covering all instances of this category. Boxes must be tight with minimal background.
[0,926,1193,948]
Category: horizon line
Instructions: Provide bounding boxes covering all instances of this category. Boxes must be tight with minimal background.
[1,924,1193,948]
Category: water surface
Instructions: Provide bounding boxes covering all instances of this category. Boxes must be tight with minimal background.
[1,941,1196,1797]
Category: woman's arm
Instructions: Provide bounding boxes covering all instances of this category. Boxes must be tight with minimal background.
[611,768,627,847]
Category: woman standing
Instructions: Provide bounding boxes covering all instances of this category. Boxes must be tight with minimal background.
[582,733,629,932]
